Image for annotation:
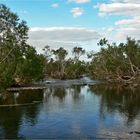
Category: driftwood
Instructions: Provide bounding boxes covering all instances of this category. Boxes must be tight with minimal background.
[116,75,135,83]
[7,86,46,91]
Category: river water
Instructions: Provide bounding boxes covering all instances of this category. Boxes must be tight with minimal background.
[0,84,140,139]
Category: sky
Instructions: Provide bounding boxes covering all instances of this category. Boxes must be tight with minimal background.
[1,0,140,53]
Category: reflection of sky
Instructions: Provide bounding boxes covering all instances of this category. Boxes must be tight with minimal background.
[1,85,140,139]
[20,86,102,138]
[97,115,140,139]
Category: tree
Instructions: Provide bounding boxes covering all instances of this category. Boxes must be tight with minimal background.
[0,4,45,88]
[72,47,85,62]
[0,4,28,87]
[43,45,52,63]
[97,38,108,46]
[15,45,45,84]
[89,37,140,84]
[52,47,68,79]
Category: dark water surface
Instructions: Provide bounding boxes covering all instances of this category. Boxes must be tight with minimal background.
[0,84,140,139]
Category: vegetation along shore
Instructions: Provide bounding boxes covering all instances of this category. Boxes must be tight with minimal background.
[0,4,140,91]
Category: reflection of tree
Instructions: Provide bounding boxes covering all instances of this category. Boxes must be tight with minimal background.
[22,90,43,126]
[0,89,44,105]
[0,89,44,139]
[44,86,83,104]
[0,107,23,139]
[23,104,41,126]
[18,89,43,104]
[52,87,67,101]
[43,88,53,102]
[89,84,140,123]
[71,85,82,102]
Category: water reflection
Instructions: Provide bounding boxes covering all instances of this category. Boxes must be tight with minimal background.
[89,84,140,124]
[0,90,43,139]
[0,89,43,106]
[0,84,140,139]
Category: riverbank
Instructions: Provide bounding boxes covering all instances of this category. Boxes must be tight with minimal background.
[6,77,99,91]
[6,78,140,92]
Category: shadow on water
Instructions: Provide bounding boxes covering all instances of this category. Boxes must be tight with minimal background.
[0,84,140,139]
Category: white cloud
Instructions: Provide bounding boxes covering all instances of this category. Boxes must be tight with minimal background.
[20,10,28,14]
[111,0,140,3]
[107,27,114,32]
[97,12,106,17]
[115,17,140,28]
[70,7,84,18]
[115,27,140,40]
[68,0,90,4]
[28,27,101,53]
[51,3,59,8]
[29,27,100,42]
[96,3,140,17]
[95,1,140,40]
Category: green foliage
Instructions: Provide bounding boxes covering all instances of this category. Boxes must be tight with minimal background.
[52,47,68,79]
[52,47,68,62]
[0,4,45,88]
[72,46,85,61]
[1,4,140,88]
[43,46,86,79]
[15,46,45,83]
[65,59,86,79]
[89,37,140,83]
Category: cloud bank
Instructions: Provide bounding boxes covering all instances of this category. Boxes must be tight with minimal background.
[28,27,101,53]
[96,0,140,40]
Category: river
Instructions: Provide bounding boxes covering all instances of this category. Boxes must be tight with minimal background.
[0,84,140,139]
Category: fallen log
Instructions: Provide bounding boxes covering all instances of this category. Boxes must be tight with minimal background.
[7,86,46,92]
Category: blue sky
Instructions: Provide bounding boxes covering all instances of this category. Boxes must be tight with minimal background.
[1,0,140,53]
[1,0,112,27]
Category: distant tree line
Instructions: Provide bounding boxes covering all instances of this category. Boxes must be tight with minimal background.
[0,4,140,89]
[43,37,140,84]
[43,46,86,79]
